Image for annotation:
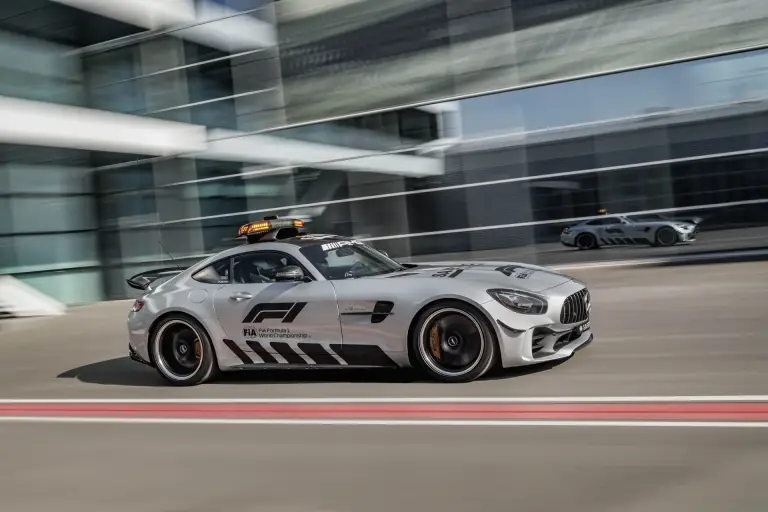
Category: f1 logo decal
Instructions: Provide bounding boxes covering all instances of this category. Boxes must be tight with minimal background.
[495,265,532,279]
[243,302,306,323]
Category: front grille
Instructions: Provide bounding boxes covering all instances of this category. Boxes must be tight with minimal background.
[560,288,590,324]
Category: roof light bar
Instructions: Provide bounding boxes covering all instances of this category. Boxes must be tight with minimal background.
[236,218,305,238]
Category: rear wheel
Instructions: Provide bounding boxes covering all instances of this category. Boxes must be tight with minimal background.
[576,233,598,250]
[151,314,219,386]
[411,301,498,383]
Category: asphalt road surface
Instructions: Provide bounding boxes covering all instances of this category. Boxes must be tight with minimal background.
[1,261,767,511]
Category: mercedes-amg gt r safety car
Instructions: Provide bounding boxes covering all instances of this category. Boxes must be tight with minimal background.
[127,217,594,386]
[560,211,698,250]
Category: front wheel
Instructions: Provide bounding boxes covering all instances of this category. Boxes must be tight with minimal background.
[654,227,679,247]
[411,301,498,383]
[151,314,219,386]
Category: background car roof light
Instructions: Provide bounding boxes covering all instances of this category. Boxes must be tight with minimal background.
[236,217,306,239]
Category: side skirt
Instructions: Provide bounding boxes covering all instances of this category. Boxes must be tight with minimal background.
[221,339,400,369]
[226,364,396,371]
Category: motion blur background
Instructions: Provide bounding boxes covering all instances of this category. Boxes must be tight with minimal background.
[1,0,768,306]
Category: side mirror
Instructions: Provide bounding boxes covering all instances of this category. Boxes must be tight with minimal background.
[275,265,305,282]
[379,250,390,258]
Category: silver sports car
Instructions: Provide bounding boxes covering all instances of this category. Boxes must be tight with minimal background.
[127,218,593,386]
[560,211,698,250]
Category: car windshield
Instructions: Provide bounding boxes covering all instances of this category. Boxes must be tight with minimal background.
[299,240,405,279]
[629,214,663,222]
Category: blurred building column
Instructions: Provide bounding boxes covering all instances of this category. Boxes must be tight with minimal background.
[346,173,412,257]
[228,1,294,215]
[230,1,286,132]
[594,125,675,213]
[139,37,205,259]
[459,144,535,254]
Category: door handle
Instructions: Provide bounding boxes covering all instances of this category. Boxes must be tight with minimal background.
[230,292,253,302]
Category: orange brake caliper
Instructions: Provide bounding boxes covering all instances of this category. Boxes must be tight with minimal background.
[429,325,441,359]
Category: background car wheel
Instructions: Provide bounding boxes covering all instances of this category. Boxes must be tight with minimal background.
[654,227,679,247]
[411,301,498,383]
[151,314,219,386]
[575,233,598,250]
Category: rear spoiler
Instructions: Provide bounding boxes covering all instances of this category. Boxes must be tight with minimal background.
[126,267,186,291]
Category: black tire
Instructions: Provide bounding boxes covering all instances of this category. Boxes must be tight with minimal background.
[150,314,220,386]
[410,300,498,383]
[654,227,679,247]
[575,233,598,250]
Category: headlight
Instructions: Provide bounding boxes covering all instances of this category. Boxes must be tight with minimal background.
[487,288,548,315]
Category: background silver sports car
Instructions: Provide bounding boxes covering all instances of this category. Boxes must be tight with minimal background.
[560,213,698,250]
[127,219,593,386]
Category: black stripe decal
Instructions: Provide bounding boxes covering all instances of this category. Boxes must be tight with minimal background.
[282,302,306,323]
[271,342,307,364]
[298,343,340,365]
[222,338,253,364]
[245,340,278,364]
[330,344,398,367]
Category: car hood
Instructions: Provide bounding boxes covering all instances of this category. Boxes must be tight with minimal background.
[368,261,575,293]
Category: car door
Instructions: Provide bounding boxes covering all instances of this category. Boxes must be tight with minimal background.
[211,250,343,365]
[597,217,629,245]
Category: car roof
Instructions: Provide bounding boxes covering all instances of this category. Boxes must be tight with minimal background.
[206,234,352,260]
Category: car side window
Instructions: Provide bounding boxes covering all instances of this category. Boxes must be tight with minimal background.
[192,258,231,284]
[586,218,616,226]
[232,251,304,284]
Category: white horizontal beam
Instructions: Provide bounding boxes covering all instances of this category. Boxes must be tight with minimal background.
[0,97,440,177]
[0,96,208,156]
[51,0,275,51]
[179,1,276,52]
[203,129,444,177]
[0,276,66,317]
[51,0,196,29]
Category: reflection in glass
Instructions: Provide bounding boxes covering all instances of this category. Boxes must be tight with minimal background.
[276,0,768,123]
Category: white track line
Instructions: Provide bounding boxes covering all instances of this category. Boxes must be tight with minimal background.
[0,417,766,428]
[1,396,767,404]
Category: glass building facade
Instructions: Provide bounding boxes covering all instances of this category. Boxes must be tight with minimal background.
[1,0,768,305]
